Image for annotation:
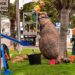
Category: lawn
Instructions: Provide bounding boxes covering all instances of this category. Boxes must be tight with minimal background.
[8,61,75,75]
[9,48,40,58]
[2,48,75,75]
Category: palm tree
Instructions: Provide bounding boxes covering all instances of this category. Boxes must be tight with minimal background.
[53,0,75,57]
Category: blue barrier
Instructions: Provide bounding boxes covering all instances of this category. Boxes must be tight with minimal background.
[0,34,31,46]
[1,45,12,75]
[0,34,32,75]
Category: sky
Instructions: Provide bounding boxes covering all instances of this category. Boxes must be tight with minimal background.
[10,0,38,8]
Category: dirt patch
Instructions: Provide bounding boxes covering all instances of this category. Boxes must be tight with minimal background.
[12,55,28,63]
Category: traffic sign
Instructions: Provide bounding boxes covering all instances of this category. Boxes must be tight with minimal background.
[55,22,61,27]
[0,0,8,11]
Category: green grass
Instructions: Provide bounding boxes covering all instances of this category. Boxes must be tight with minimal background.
[7,60,75,75]
[2,48,75,75]
[9,48,40,58]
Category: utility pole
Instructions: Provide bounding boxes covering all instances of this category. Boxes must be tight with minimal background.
[0,12,1,45]
[16,0,21,52]
[0,12,1,72]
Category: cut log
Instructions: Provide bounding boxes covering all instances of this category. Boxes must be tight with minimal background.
[38,12,60,59]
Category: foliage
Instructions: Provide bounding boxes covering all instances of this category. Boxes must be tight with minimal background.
[21,0,75,23]
[53,0,75,10]
[23,2,34,12]
[41,0,59,22]
[20,2,34,20]
[53,0,75,22]
[69,15,75,28]
[20,0,59,22]
[8,3,16,20]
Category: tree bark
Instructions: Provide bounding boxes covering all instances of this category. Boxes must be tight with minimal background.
[60,9,70,57]
[39,13,60,60]
[10,19,17,50]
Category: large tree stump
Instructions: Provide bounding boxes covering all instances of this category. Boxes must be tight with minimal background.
[38,12,60,60]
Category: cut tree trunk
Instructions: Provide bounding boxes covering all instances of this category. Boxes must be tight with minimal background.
[60,9,70,57]
[39,12,60,59]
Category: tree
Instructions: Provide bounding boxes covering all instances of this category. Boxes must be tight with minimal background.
[53,0,75,57]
